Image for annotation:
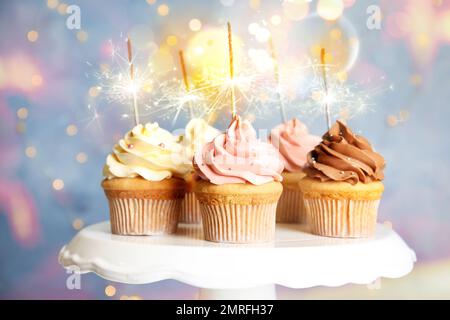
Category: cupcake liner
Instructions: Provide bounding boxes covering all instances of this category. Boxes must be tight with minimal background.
[107,196,180,235]
[304,198,380,238]
[276,188,306,223]
[179,191,202,224]
[199,203,277,243]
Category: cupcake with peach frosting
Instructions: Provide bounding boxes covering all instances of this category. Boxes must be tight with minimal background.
[270,118,320,223]
[179,118,220,223]
[193,116,284,243]
[102,123,190,236]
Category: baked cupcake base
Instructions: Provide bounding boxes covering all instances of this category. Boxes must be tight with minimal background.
[102,177,186,236]
[194,180,282,243]
[179,173,202,224]
[299,178,384,238]
[276,171,307,223]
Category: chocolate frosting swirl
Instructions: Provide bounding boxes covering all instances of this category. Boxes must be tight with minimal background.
[303,121,385,185]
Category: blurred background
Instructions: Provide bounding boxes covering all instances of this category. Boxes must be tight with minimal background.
[1,0,450,299]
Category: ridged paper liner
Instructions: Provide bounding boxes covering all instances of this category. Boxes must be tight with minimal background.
[199,203,277,243]
[107,196,180,235]
[179,192,202,224]
[304,198,380,238]
[276,188,306,223]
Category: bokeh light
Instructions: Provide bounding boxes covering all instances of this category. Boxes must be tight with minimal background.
[157,4,169,16]
[27,30,39,42]
[52,179,65,191]
[283,0,309,21]
[317,0,344,21]
[189,19,202,32]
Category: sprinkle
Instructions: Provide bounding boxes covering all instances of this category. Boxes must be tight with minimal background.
[159,143,165,148]
[340,171,344,174]
[127,144,134,149]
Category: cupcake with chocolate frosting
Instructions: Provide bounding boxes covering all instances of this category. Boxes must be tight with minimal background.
[270,118,320,223]
[193,116,284,243]
[102,123,191,235]
[299,120,385,238]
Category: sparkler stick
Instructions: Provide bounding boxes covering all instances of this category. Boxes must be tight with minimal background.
[268,37,287,123]
[178,50,194,119]
[320,48,332,130]
[127,37,140,126]
[227,22,237,118]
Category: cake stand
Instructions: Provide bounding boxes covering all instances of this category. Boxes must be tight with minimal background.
[58,221,416,299]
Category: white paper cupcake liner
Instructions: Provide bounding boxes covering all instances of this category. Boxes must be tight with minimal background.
[108,197,180,235]
[179,191,202,224]
[276,188,306,223]
[199,203,277,243]
[303,198,380,238]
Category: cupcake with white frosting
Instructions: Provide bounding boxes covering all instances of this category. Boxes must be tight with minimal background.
[102,123,191,235]
[179,118,220,223]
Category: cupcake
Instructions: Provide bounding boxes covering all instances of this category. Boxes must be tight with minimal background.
[193,116,284,243]
[299,120,386,238]
[179,118,220,223]
[270,118,321,223]
[102,123,191,235]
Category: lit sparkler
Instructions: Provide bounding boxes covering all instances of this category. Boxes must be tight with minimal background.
[94,38,154,124]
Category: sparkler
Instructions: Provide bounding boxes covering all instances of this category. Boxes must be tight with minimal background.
[320,48,332,130]
[227,22,237,118]
[178,50,195,119]
[127,38,140,126]
[268,37,287,123]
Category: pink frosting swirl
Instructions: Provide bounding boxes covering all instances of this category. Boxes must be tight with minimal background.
[270,118,321,172]
[194,116,284,185]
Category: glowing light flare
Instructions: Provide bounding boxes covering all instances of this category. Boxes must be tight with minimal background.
[317,0,344,21]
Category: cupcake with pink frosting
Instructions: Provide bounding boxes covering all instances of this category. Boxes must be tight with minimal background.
[193,116,284,243]
[270,118,321,223]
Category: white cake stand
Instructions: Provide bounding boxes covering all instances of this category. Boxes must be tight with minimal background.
[58,221,416,299]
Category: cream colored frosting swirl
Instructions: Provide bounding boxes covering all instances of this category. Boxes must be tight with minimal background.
[103,123,191,181]
[194,116,284,185]
[304,121,385,185]
[181,118,220,161]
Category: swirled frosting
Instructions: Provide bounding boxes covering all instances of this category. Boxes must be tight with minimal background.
[193,116,284,185]
[103,123,191,181]
[270,118,321,172]
[303,120,385,185]
[182,118,220,161]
